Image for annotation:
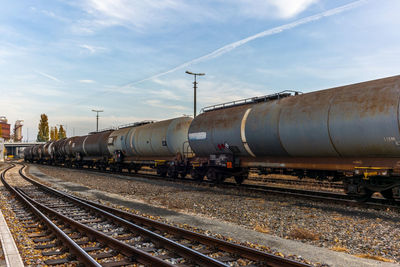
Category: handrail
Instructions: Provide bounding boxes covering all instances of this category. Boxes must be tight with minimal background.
[201,90,302,113]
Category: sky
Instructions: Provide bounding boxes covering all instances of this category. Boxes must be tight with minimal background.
[1,0,400,141]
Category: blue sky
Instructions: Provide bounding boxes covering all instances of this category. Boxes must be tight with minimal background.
[1,0,400,141]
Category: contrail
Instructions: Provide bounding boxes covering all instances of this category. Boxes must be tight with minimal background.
[35,70,62,82]
[123,0,366,88]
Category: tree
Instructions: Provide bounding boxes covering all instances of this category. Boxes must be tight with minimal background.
[37,114,49,142]
[50,127,55,141]
[58,125,66,139]
[54,127,59,140]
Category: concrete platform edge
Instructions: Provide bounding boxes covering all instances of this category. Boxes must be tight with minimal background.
[0,209,24,267]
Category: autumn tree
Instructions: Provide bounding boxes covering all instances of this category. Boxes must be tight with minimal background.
[54,127,59,140]
[37,114,49,142]
[58,125,66,139]
[50,127,55,140]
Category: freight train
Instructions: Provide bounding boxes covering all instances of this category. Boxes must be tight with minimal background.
[25,75,400,200]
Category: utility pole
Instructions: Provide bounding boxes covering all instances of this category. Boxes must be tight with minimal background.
[92,110,103,132]
[185,71,205,117]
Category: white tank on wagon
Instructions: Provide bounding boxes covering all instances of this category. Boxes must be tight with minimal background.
[107,117,193,159]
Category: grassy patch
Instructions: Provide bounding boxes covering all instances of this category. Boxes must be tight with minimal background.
[253,224,270,234]
[289,227,320,241]
[331,246,349,253]
[355,254,394,262]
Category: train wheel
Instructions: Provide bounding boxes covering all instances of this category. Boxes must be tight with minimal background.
[207,168,223,184]
[167,166,178,178]
[191,169,204,181]
[234,175,245,185]
[354,189,373,202]
[381,189,394,199]
[157,167,167,177]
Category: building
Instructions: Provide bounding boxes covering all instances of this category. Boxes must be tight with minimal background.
[0,116,11,140]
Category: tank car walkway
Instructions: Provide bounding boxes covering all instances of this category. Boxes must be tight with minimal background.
[0,209,24,267]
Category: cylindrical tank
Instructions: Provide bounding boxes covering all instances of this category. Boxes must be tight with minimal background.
[110,117,192,157]
[189,75,400,158]
[42,142,54,158]
[188,105,250,157]
[32,145,39,159]
[53,139,65,158]
[84,131,112,157]
[37,144,45,159]
[107,127,131,156]
[70,136,87,157]
[24,146,33,160]
[61,137,76,157]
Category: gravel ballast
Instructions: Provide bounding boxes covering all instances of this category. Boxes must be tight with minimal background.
[29,164,400,266]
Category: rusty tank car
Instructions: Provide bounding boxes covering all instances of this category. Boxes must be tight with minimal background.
[107,117,193,176]
[67,131,113,168]
[23,145,34,161]
[188,75,400,199]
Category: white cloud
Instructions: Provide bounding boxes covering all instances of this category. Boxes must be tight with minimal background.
[289,48,400,86]
[75,0,320,33]
[79,79,96,83]
[123,0,365,87]
[238,0,319,19]
[142,77,267,109]
[145,99,186,110]
[148,88,182,101]
[77,0,191,31]
[272,0,319,18]
[79,44,106,54]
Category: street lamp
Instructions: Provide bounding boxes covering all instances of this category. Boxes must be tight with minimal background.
[92,109,103,132]
[186,71,205,117]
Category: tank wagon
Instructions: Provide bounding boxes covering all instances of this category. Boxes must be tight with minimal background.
[107,117,193,176]
[25,75,400,200]
[23,145,34,161]
[189,75,400,199]
[26,117,193,176]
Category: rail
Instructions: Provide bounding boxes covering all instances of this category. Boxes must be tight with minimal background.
[201,90,302,113]
[90,120,156,134]
[1,165,101,266]
[20,164,310,267]
[118,120,155,129]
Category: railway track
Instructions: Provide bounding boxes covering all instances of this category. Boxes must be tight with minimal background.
[30,163,400,212]
[222,181,400,211]
[1,164,309,267]
[247,176,344,189]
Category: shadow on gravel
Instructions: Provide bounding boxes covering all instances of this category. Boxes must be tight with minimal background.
[293,202,400,223]
[31,172,48,178]
[92,191,183,217]
[63,185,90,192]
